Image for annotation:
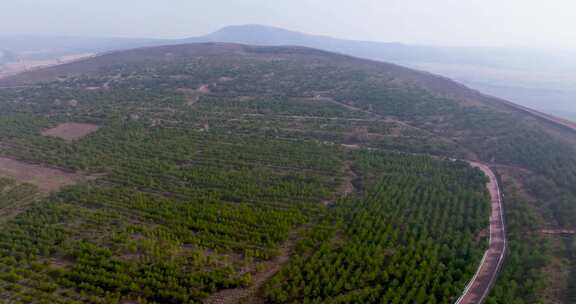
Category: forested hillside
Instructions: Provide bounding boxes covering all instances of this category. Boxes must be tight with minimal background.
[265,152,489,303]
[0,43,574,303]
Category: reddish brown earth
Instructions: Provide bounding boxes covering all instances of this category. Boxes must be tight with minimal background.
[456,162,506,304]
[41,122,100,141]
[0,157,87,192]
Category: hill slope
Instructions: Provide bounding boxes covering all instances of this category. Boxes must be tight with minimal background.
[5,26,576,121]
[0,35,166,81]
[0,43,574,303]
[189,25,575,70]
[187,25,576,121]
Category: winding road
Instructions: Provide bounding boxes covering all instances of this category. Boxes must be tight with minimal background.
[328,96,508,304]
[456,162,507,304]
[332,95,508,304]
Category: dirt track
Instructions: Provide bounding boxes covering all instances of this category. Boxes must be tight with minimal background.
[456,162,507,304]
[202,235,296,304]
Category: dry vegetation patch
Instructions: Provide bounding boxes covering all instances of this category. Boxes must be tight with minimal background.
[0,157,87,192]
[176,84,212,106]
[41,122,99,141]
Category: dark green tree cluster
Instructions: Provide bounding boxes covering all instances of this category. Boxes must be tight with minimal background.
[265,151,490,303]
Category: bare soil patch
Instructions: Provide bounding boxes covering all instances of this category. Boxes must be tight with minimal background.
[41,123,99,141]
[219,76,234,82]
[0,157,87,192]
[48,256,75,270]
[177,84,211,106]
[197,84,211,94]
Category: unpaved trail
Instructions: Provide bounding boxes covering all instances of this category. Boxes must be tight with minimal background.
[323,160,357,206]
[338,144,507,304]
[456,162,507,304]
[204,159,359,303]
[322,96,472,155]
[203,235,296,304]
[340,160,357,197]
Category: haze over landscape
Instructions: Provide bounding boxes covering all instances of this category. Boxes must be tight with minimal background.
[0,1,575,304]
[3,0,576,47]
[2,0,576,121]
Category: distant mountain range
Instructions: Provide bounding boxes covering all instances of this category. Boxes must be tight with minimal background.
[2,40,576,304]
[189,25,576,71]
[0,36,161,61]
[1,25,575,120]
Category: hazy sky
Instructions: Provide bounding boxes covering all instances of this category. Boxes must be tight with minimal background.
[2,0,576,48]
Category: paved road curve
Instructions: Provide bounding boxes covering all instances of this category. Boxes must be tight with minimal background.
[455,162,507,304]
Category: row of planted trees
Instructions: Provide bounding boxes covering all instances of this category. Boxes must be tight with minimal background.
[265,151,490,303]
